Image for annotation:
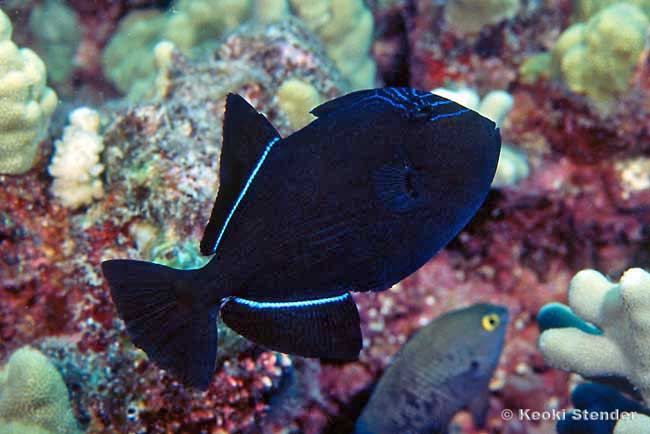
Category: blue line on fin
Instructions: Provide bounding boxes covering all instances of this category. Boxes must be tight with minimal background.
[212,136,280,254]
[201,94,280,256]
[233,293,350,309]
[221,291,362,360]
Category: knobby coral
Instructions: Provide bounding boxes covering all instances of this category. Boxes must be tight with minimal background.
[551,3,649,111]
[276,78,322,130]
[0,8,57,175]
[444,0,521,33]
[0,346,82,434]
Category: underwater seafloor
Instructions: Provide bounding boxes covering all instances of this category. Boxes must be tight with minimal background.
[1,0,650,433]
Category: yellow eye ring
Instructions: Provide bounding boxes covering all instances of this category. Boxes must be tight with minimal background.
[482,313,500,331]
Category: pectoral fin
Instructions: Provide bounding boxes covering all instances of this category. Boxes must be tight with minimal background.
[467,389,490,428]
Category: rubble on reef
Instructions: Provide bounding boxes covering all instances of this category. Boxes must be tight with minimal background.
[1,1,650,433]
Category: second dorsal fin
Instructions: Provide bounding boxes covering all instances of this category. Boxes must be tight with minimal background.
[310,89,377,118]
[200,94,280,256]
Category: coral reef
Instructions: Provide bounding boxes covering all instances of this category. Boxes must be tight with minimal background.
[101,0,375,97]
[49,107,105,209]
[0,8,58,175]
[100,10,169,98]
[539,268,650,405]
[444,0,521,33]
[550,3,649,111]
[572,0,650,22]
[1,1,650,433]
[163,0,252,51]
[0,346,82,434]
[289,0,376,89]
[28,0,81,85]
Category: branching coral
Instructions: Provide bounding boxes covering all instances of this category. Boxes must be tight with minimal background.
[539,268,650,405]
[48,107,105,209]
[0,8,58,175]
[0,346,82,434]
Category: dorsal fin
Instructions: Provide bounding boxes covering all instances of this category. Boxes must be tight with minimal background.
[310,89,377,117]
[310,88,441,118]
[200,94,280,256]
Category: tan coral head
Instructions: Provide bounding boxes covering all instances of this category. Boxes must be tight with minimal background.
[0,8,58,175]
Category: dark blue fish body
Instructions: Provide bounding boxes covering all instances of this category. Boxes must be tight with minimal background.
[101,88,501,388]
[557,383,650,434]
[355,304,508,434]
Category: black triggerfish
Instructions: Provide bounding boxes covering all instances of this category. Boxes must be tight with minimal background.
[355,303,508,434]
[101,88,501,389]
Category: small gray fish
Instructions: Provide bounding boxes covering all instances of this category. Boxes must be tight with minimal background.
[355,303,508,434]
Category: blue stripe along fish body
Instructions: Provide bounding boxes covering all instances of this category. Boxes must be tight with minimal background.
[355,303,508,434]
[101,88,501,389]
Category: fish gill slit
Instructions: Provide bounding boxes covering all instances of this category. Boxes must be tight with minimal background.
[213,136,280,254]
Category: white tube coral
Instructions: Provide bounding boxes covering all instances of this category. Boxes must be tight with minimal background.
[539,268,650,406]
[48,107,105,209]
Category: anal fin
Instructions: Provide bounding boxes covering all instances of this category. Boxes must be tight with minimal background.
[220,292,362,360]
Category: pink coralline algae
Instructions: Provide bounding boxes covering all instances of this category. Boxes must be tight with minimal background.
[1,2,650,434]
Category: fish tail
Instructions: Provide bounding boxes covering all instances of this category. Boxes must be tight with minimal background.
[101,259,223,389]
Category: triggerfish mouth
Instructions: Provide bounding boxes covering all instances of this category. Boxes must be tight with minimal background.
[101,88,501,389]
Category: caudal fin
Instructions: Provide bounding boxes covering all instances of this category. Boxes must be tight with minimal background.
[101,259,219,389]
